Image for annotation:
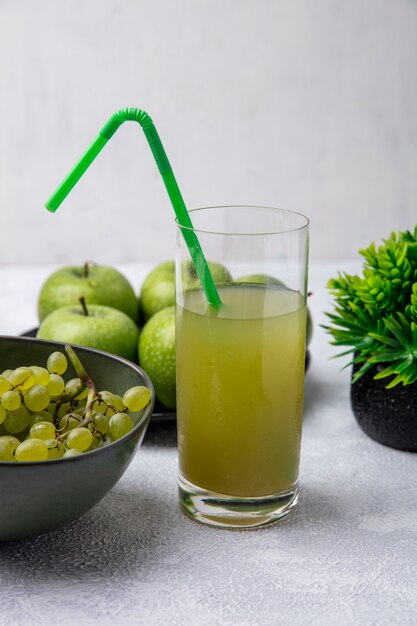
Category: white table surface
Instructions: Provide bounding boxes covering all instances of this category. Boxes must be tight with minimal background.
[0,262,416,626]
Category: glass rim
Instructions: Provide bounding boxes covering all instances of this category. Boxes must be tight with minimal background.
[175,205,309,236]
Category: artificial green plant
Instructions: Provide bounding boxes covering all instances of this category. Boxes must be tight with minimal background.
[325,226,417,388]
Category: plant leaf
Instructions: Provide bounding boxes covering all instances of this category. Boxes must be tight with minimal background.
[368,333,399,348]
[369,351,408,363]
[351,361,375,383]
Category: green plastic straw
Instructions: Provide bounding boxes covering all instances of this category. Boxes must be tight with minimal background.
[45,108,222,309]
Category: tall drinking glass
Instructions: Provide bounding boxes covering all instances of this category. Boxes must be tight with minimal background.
[176,206,309,528]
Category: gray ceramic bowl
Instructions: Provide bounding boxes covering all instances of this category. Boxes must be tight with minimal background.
[0,336,155,541]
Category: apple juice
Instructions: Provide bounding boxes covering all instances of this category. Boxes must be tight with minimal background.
[176,284,306,498]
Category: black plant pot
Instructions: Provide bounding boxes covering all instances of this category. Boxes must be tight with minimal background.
[351,362,417,451]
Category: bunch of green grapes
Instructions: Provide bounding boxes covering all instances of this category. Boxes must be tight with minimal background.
[0,347,151,463]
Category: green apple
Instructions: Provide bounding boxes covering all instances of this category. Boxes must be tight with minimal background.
[235,274,286,287]
[138,306,176,408]
[140,260,232,321]
[140,262,176,322]
[235,273,313,346]
[186,260,232,289]
[37,303,139,362]
[38,263,138,323]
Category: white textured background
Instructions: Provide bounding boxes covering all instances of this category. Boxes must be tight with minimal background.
[0,0,416,266]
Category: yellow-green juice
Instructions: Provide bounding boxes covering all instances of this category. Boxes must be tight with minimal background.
[176,284,306,498]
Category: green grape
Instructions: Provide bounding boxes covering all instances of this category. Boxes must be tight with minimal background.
[30,411,54,426]
[0,436,20,461]
[30,421,56,440]
[63,448,82,458]
[47,351,68,375]
[93,391,124,417]
[123,386,151,412]
[64,378,80,393]
[0,348,152,460]
[0,375,11,394]
[57,401,71,419]
[88,433,102,450]
[1,435,20,450]
[64,378,88,400]
[92,397,107,413]
[109,412,134,440]
[15,438,48,462]
[30,366,50,386]
[59,413,81,431]
[46,374,65,396]
[112,394,124,412]
[46,439,64,459]
[24,385,50,412]
[76,388,88,401]
[9,367,34,390]
[45,402,56,416]
[92,412,109,434]
[101,391,124,412]
[66,427,93,452]
[4,406,31,434]
[1,390,22,411]
[0,448,15,461]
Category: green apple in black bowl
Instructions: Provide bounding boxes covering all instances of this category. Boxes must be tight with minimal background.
[37,299,139,362]
[38,262,138,323]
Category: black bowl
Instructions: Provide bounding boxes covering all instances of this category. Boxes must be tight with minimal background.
[0,336,155,541]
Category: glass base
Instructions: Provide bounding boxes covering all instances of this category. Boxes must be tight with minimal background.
[178,475,299,529]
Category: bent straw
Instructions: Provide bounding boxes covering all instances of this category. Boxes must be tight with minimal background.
[45,108,222,308]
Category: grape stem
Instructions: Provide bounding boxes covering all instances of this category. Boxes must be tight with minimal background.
[52,345,92,421]
[65,346,92,385]
[82,387,96,425]
[58,347,119,445]
[52,382,87,421]
[64,345,96,428]
[56,412,81,434]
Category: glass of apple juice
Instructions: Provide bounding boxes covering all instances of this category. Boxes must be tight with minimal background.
[175,206,309,529]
